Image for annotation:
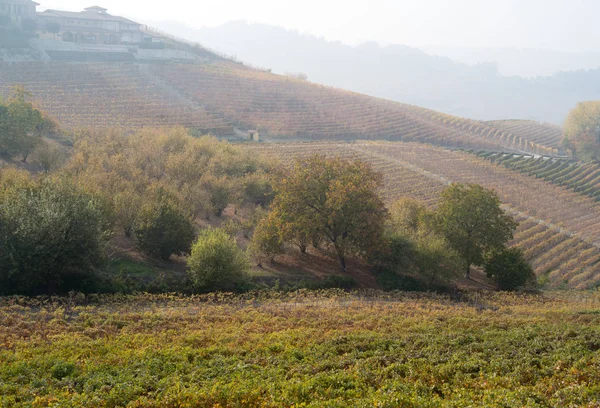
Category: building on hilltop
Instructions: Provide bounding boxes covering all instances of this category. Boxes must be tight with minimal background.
[37,5,144,45]
[0,0,39,28]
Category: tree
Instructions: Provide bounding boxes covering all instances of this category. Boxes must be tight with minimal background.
[114,190,143,237]
[436,183,517,279]
[272,155,387,271]
[410,232,464,287]
[187,228,250,291]
[32,141,65,173]
[485,248,536,291]
[201,174,232,217]
[381,197,464,288]
[134,201,195,261]
[0,87,44,162]
[389,197,433,234]
[46,21,61,39]
[248,213,284,267]
[0,178,108,295]
[564,101,600,162]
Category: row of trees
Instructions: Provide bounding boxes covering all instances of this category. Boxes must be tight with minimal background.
[0,129,275,295]
[249,156,535,291]
[0,129,535,294]
[65,128,275,258]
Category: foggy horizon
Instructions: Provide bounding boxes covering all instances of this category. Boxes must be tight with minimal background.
[39,0,600,52]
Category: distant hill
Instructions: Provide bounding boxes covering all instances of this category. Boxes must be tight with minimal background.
[0,60,563,155]
[421,46,600,78]
[149,20,600,124]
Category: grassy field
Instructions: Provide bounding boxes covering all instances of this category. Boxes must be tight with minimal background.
[1,290,600,407]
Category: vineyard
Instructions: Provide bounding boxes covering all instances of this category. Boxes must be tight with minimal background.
[150,62,563,155]
[483,120,565,152]
[1,291,599,407]
[475,152,600,201]
[249,142,600,289]
[0,63,232,134]
[0,61,562,155]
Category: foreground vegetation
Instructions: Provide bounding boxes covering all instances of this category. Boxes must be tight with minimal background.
[1,290,599,407]
[1,115,536,295]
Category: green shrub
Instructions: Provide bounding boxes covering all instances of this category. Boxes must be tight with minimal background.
[0,179,107,295]
[134,202,195,261]
[50,362,76,380]
[485,248,536,291]
[187,228,250,291]
[318,275,357,289]
[375,269,428,292]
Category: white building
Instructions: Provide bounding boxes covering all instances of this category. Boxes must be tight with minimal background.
[37,6,144,45]
[0,0,39,28]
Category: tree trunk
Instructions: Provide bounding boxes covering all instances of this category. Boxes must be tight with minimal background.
[338,255,347,273]
[465,265,471,279]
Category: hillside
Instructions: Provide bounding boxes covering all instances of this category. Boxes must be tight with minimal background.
[475,152,600,201]
[483,120,565,152]
[0,61,561,155]
[249,142,600,289]
[150,20,600,124]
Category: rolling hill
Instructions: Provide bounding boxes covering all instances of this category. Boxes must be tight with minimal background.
[0,60,563,155]
[150,20,600,124]
[1,56,595,288]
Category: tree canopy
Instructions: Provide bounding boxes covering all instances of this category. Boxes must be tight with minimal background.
[0,87,47,162]
[270,155,387,271]
[0,174,108,295]
[485,248,536,291]
[564,101,600,162]
[436,183,517,278]
[187,228,250,291]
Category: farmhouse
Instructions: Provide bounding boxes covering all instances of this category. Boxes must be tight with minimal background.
[0,0,38,28]
[37,5,144,44]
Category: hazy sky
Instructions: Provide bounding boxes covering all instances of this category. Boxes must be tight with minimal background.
[39,0,599,51]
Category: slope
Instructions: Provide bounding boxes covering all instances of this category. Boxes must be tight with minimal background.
[149,20,600,124]
[0,62,232,134]
[483,120,565,153]
[0,60,559,155]
[249,142,600,289]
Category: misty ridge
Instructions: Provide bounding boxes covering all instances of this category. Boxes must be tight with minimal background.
[151,19,600,124]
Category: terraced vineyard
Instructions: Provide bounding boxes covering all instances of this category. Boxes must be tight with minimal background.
[151,62,562,154]
[0,61,559,155]
[484,120,565,152]
[250,142,600,289]
[0,62,232,133]
[475,152,600,201]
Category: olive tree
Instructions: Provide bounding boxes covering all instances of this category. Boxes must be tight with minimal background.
[0,178,108,295]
